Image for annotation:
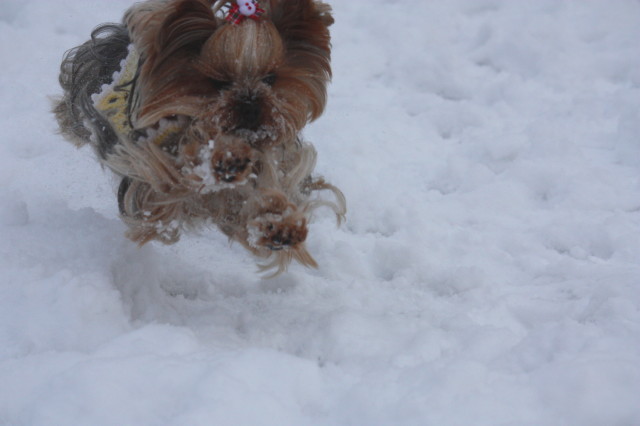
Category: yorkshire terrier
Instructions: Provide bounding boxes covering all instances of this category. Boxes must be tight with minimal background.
[54,0,345,275]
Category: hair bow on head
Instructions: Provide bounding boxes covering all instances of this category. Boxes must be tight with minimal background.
[226,0,265,25]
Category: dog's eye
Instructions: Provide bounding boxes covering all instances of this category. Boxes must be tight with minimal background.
[209,78,232,91]
[262,73,277,86]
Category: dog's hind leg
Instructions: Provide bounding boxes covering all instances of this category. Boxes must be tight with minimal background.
[118,178,184,245]
[117,177,214,245]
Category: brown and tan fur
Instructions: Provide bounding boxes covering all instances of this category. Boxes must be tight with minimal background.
[54,0,345,276]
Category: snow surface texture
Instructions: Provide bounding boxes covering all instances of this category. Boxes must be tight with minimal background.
[1,0,640,425]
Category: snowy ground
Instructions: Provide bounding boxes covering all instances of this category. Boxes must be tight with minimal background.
[1,0,640,424]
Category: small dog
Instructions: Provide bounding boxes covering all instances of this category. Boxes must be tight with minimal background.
[54,0,345,275]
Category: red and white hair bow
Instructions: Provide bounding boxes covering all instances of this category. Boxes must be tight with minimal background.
[226,0,265,25]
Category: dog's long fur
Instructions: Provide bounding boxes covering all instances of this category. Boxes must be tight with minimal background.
[54,0,345,275]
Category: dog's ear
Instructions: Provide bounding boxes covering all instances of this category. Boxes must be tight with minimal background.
[153,0,218,66]
[269,0,333,70]
[126,0,218,69]
[268,0,333,122]
[125,0,219,127]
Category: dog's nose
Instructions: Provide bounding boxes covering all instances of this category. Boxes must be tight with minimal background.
[236,97,261,131]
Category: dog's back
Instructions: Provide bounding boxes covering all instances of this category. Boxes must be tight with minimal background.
[53,24,130,159]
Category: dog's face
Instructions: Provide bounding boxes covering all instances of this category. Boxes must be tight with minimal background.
[127,0,333,148]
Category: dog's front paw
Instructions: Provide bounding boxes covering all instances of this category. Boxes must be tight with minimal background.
[211,142,254,184]
[182,136,257,191]
[245,191,309,252]
[248,214,309,251]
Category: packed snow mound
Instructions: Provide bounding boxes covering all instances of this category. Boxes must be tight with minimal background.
[1,0,639,425]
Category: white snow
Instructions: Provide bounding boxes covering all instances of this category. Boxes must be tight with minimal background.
[2,0,640,425]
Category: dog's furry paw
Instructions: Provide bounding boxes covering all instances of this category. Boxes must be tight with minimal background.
[118,178,184,245]
[211,141,255,184]
[248,213,309,251]
[246,190,309,251]
[182,136,257,191]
